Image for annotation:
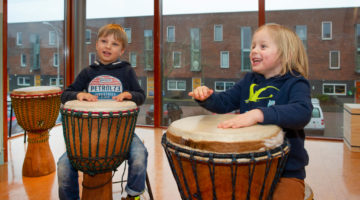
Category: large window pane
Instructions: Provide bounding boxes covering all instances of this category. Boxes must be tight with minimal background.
[266,1,360,138]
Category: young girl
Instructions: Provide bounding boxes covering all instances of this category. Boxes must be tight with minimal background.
[189,23,312,200]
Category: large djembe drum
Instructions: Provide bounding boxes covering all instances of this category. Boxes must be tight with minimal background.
[61,100,139,200]
[162,115,289,200]
[10,86,62,177]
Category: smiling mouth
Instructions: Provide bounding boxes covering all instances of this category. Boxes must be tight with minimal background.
[103,51,111,56]
[252,58,262,65]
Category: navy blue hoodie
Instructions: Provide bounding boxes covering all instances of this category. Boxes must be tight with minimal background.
[61,60,145,106]
[198,72,312,179]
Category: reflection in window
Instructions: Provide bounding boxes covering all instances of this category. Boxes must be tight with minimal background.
[168,80,186,91]
[89,52,96,65]
[144,30,154,70]
[241,27,252,71]
[49,31,56,45]
[85,29,91,44]
[214,24,223,41]
[16,32,22,46]
[296,25,307,49]
[190,28,201,71]
[53,53,59,67]
[329,51,340,69]
[167,26,175,42]
[215,81,235,92]
[323,83,346,95]
[173,51,181,68]
[356,24,360,72]
[125,28,131,43]
[220,51,229,68]
[17,77,30,86]
[322,21,332,40]
[21,53,26,67]
[130,52,137,67]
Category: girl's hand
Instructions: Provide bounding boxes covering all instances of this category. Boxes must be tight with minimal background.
[217,109,264,128]
[77,92,98,102]
[188,86,214,101]
[112,91,132,102]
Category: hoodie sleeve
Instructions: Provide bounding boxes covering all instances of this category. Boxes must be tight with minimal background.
[258,78,313,129]
[61,68,90,104]
[125,67,146,106]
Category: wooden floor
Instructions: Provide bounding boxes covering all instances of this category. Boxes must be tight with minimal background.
[1,125,360,200]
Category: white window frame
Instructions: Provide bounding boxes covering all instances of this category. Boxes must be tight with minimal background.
[214,81,235,92]
[85,29,91,44]
[173,51,181,68]
[241,26,252,72]
[89,52,96,65]
[17,77,30,86]
[322,21,332,40]
[214,24,223,41]
[16,32,23,46]
[167,26,175,42]
[21,53,26,67]
[167,80,186,91]
[53,53,59,67]
[329,50,340,69]
[322,83,346,96]
[130,52,137,67]
[50,77,64,87]
[49,31,56,45]
[296,25,307,49]
[125,28,132,43]
[220,51,229,68]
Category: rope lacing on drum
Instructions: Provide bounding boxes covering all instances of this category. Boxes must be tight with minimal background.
[175,150,193,200]
[246,152,256,200]
[258,150,273,200]
[230,155,238,200]
[208,154,217,200]
[190,152,202,200]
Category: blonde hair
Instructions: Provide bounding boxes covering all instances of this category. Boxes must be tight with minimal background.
[97,24,128,49]
[255,23,309,78]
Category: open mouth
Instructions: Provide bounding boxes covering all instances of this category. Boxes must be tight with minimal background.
[252,58,262,65]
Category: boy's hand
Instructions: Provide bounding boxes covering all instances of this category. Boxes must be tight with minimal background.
[112,92,132,102]
[217,109,264,129]
[188,86,214,101]
[77,92,98,102]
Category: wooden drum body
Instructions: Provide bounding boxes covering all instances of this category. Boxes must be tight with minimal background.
[10,86,61,177]
[162,115,289,200]
[61,100,139,200]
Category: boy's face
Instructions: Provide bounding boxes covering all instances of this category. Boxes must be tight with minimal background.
[250,28,282,79]
[96,34,125,65]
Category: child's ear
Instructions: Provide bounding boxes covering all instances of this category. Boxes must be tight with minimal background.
[120,48,125,56]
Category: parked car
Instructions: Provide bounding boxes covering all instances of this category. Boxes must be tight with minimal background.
[304,98,325,130]
[145,103,183,126]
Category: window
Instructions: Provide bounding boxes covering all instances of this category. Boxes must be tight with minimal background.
[215,81,235,92]
[356,24,360,72]
[329,51,340,69]
[17,77,30,86]
[125,28,131,43]
[214,24,223,41]
[323,83,346,95]
[50,78,64,87]
[16,32,23,46]
[296,25,307,49]
[220,51,229,68]
[167,80,186,91]
[130,52,137,67]
[167,26,175,42]
[30,34,40,70]
[144,30,154,70]
[53,53,59,67]
[173,51,181,68]
[190,28,201,71]
[322,21,332,40]
[89,52,96,65]
[241,27,252,71]
[21,54,26,67]
[85,29,91,44]
[49,31,56,45]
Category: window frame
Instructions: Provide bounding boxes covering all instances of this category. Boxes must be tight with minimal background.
[214,24,223,42]
[329,50,340,69]
[296,25,307,49]
[167,26,175,42]
[125,28,132,43]
[130,52,137,67]
[220,51,229,68]
[16,32,23,46]
[49,30,56,45]
[167,80,186,91]
[53,53,59,67]
[214,81,235,92]
[322,21,332,40]
[17,76,30,86]
[173,51,181,68]
[89,52,96,65]
[322,83,346,96]
[49,77,64,87]
[85,29,91,44]
[241,26,252,72]
[20,53,26,67]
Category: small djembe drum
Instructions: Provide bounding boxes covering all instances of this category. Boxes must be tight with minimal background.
[162,115,289,200]
[10,86,62,177]
[61,100,139,200]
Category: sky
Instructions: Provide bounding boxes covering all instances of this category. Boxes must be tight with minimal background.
[7,0,360,23]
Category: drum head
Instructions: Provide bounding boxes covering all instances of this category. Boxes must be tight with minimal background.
[11,86,61,96]
[167,114,283,153]
[63,100,137,112]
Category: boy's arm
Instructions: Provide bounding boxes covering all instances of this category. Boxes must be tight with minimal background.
[258,79,313,129]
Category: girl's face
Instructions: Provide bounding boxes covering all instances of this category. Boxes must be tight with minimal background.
[96,34,124,65]
[250,28,282,79]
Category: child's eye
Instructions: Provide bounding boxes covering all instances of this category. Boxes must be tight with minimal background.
[112,43,119,46]
[101,39,107,43]
[261,44,267,49]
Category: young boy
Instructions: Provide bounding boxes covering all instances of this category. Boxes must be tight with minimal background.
[189,23,313,200]
[58,24,147,200]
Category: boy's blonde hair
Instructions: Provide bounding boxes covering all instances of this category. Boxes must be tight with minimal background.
[255,23,309,78]
[97,24,128,49]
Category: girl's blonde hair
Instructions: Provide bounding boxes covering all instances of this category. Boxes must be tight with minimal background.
[255,23,309,78]
[97,24,128,49]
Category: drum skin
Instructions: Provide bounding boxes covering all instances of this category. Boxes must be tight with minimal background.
[162,115,289,200]
[10,86,61,177]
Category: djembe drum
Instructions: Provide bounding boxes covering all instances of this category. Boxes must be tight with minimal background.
[61,100,139,200]
[10,86,61,177]
[162,115,289,200]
